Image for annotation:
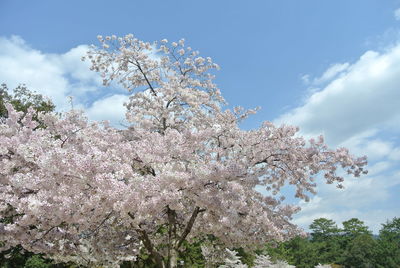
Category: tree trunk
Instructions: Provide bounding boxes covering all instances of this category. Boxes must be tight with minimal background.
[153,253,166,268]
[169,248,178,268]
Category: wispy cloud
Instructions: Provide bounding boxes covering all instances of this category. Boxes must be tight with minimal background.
[394,8,400,21]
[311,62,349,85]
[293,168,400,233]
[86,94,130,127]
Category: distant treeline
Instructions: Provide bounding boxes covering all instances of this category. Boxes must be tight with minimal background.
[257,217,400,268]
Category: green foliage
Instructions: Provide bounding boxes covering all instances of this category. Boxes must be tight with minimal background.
[379,217,400,242]
[0,83,55,125]
[375,217,400,267]
[260,240,291,263]
[260,217,399,268]
[341,234,378,268]
[341,218,371,237]
[309,218,343,265]
[312,240,342,266]
[24,255,51,268]
[234,247,255,267]
[309,218,340,242]
[178,239,205,267]
[0,245,30,268]
[283,236,319,268]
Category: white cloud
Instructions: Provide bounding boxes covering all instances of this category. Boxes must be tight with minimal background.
[0,35,128,125]
[0,36,72,110]
[276,43,400,234]
[312,62,349,85]
[339,130,398,162]
[86,94,129,128]
[300,74,310,84]
[277,46,400,146]
[293,168,400,233]
[389,147,400,161]
[394,8,400,21]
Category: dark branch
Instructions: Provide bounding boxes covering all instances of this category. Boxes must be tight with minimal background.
[137,228,164,267]
[166,96,177,108]
[89,211,113,236]
[176,206,205,249]
[128,59,157,96]
[31,223,63,244]
[60,128,84,148]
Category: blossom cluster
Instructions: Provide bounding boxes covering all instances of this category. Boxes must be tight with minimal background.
[218,249,331,268]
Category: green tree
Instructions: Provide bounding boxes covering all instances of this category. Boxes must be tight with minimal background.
[24,255,51,268]
[342,218,371,237]
[375,217,400,267]
[335,218,376,267]
[0,83,55,122]
[0,245,31,268]
[261,236,322,268]
[310,218,341,242]
[284,236,320,268]
[261,240,291,263]
[309,218,342,265]
[379,217,400,241]
[341,234,378,268]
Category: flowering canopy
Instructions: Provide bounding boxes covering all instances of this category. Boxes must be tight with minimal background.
[0,34,367,267]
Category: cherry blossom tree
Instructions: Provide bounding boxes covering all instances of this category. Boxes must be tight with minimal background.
[0,34,367,268]
[218,250,330,268]
[253,254,273,268]
[219,249,248,268]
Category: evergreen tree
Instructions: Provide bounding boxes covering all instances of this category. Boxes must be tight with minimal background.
[309,218,342,265]
[341,234,378,268]
[310,218,341,242]
[0,83,55,118]
[375,217,400,267]
[341,218,371,237]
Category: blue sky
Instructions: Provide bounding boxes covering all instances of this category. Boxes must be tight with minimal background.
[1,0,399,233]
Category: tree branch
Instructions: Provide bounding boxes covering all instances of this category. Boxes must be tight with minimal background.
[128,59,157,96]
[137,228,164,268]
[89,210,113,236]
[31,223,64,244]
[128,212,164,267]
[176,206,205,249]
[166,206,177,266]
